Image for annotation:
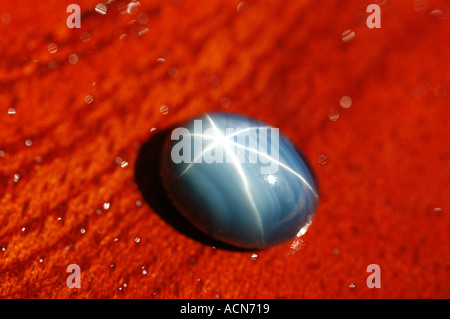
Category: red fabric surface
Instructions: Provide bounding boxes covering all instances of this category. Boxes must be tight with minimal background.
[0,0,449,298]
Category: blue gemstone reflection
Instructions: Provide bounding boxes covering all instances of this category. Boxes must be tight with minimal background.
[160,112,319,249]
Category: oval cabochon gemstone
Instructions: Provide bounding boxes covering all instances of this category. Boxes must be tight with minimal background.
[159,112,319,249]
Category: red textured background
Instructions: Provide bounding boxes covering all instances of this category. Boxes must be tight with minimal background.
[0,0,449,298]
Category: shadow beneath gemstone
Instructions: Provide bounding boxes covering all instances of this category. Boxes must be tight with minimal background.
[134,127,250,252]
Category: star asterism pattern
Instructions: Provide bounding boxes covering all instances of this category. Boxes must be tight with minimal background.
[160,112,319,249]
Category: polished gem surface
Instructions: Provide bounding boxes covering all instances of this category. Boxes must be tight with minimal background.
[160,112,319,249]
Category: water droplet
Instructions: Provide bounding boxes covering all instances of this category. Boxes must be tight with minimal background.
[103,202,110,210]
[237,2,248,13]
[13,174,20,183]
[342,30,355,43]
[132,141,141,149]
[80,32,91,43]
[156,58,166,62]
[115,156,123,165]
[142,269,147,275]
[127,2,140,15]
[69,54,79,64]
[434,85,447,98]
[1,247,6,252]
[288,238,305,255]
[85,95,94,104]
[168,67,179,78]
[430,9,448,19]
[120,161,128,168]
[349,283,356,288]
[318,154,328,165]
[135,200,142,207]
[114,237,119,242]
[95,3,108,15]
[220,97,231,108]
[1,13,11,24]
[25,139,32,147]
[340,96,352,109]
[150,127,157,132]
[135,237,141,243]
[48,43,58,54]
[251,253,258,261]
[119,33,128,41]
[39,258,44,263]
[137,12,149,24]
[138,27,149,36]
[0,150,5,157]
[209,75,220,86]
[7,107,16,115]
[118,2,128,14]
[413,0,429,12]
[328,109,340,121]
[160,105,169,115]
[48,60,57,70]
[434,207,442,216]
[21,227,26,232]
[333,248,340,255]
[57,217,62,221]
[80,228,86,234]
